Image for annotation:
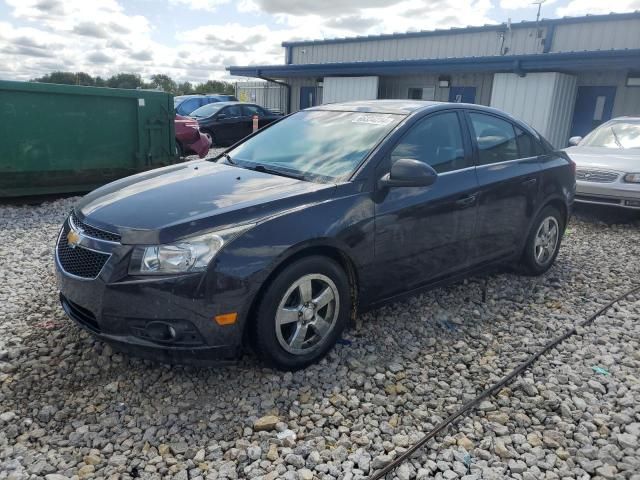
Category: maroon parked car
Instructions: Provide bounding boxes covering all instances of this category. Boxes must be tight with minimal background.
[175,115,211,158]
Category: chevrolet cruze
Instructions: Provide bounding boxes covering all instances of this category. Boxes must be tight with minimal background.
[56,101,575,370]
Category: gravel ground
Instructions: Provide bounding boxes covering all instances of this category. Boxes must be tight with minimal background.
[0,193,639,480]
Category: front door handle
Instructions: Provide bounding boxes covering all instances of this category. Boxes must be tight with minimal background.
[522,178,537,187]
[455,194,477,208]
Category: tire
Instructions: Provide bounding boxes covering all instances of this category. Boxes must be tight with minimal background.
[520,205,564,276]
[252,256,351,370]
[175,141,184,159]
[202,130,215,147]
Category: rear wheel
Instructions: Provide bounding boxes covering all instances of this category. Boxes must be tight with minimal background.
[203,130,215,147]
[252,256,351,370]
[175,141,184,159]
[520,206,564,275]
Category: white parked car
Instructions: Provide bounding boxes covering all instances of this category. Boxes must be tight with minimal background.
[565,117,640,209]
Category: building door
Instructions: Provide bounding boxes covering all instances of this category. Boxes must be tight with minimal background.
[449,87,476,104]
[570,86,616,138]
[300,87,318,109]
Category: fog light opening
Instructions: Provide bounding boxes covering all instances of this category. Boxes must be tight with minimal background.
[145,322,178,342]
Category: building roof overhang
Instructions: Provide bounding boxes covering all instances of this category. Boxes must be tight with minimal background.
[227,49,640,79]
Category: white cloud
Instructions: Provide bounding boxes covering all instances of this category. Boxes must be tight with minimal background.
[169,0,231,11]
[0,0,497,83]
[556,0,640,16]
[500,0,556,10]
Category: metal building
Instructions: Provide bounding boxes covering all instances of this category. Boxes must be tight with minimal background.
[228,12,640,147]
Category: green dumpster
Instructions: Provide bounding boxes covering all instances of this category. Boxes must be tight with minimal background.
[0,80,177,197]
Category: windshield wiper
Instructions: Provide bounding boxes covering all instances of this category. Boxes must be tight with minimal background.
[250,164,305,180]
[215,152,236,165]
[610,127,623,149]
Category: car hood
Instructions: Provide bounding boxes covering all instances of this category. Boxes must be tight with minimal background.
[564,146,640,172]
[76,160,335,244]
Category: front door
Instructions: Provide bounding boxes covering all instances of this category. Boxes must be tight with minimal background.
[373,111,478,299]
[570,86,616,138]
[215,105,244,145]
[449,87,476,104]
[300,87,318,109]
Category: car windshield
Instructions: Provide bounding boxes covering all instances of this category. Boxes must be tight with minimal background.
[581,120,640,149]
[190,103,225,118]
[225,110,404,181]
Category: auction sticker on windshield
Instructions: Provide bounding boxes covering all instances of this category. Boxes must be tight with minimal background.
[351,114,397,125]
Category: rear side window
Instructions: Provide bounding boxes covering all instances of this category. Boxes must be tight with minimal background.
[515,127,544,158]
[469,113,518,165]
[221,105,242,117]
[391,112,470,174]
[242,105,266,117]
[176,98,200,115]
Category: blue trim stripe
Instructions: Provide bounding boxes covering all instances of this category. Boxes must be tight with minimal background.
[281,11,640,48]
[228,49,640,78]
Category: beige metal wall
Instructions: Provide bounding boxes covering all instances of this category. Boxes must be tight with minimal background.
[289,16,640,65]
[378,73,494,105]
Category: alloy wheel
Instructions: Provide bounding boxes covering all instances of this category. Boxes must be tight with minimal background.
[275,273,340,355]
[534,216,559,266]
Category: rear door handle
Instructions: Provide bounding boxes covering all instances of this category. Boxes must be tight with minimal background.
[455,194,477,208]
[522,178,537,187]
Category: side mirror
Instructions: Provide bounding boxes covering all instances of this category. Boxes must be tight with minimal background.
[378,158,438,189]
[217,113,227,120]
[568,136,582,147]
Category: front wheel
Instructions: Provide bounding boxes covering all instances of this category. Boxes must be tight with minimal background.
[252,256,351,370]
[520,206,564,275]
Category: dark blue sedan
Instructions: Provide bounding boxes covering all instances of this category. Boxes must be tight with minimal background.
[56,100,575,370]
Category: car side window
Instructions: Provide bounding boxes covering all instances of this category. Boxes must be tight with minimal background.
[390,112,469,174]
[242,105,265,117]
[515,127,544,158]
[469,112,518,165]
[221,105,242,117]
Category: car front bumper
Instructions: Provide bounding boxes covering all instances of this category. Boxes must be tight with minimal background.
[575,179,640,209]
[54,219,246,365]
[184,132,212,158]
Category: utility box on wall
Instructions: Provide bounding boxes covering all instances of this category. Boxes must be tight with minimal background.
[322,77,379,105]
[490,72,577,148]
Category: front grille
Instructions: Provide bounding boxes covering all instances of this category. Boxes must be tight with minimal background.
[70,211,120,242]
[575,168,619,183]
[57,222,110,279]
[574,194,621,205]
[61,294,101,333]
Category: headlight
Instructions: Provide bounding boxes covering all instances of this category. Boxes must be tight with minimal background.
[623,173,640,184]
[129,224,254,275]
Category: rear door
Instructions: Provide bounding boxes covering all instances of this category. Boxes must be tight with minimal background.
[466,111,543,264]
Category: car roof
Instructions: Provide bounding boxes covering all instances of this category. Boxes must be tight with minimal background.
[309,100,444,114]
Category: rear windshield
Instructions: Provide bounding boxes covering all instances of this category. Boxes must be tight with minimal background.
[226,110,404,181]
[581,120,640,149]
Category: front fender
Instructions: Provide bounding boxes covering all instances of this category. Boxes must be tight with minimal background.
[198,183,375,340]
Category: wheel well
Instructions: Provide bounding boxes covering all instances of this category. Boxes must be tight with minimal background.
[545,199,568,227]
[243,246,360,345]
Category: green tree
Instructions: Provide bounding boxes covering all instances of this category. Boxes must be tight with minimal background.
[177,81,194,95]
[33,71,96,86]
[193,80,235,95]
[149,73,178,93]
[105,73,145,89]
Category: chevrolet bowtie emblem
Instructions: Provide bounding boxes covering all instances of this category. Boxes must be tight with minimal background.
[67,229,81,248]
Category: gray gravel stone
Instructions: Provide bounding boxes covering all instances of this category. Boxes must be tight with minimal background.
[1,197,639,480]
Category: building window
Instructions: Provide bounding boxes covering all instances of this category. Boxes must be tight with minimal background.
[407,87,435,101]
